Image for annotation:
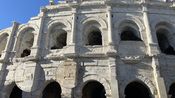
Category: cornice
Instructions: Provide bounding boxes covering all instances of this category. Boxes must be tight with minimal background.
[41,0,174,15]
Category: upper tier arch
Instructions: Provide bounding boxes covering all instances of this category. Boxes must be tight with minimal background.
[80,17,108,30]
[114,16,145,32]
[47,19,72,32]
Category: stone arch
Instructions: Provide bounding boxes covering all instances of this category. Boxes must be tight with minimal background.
[10,85,22,98]
[3,82,22,98]
[128,76,157,95]
[50,29,67,49]
[120,26,142,41]
[15,25,35,58]
[46,20,71,50]
[81,17,108,29]
[0,33,9,38]
[37,80,63,98]
[81,18,106,46]
[124,80,153,98]
[168,82,175,98]
[38,80,55,93]
[150,17,172,32]
[0,33,9,57]
[116,18,144,41]
[150,17,173,43]
[0,29,11,36]
[82,80,106,98]
[114,16,145,32]
[155,22,175,55]
[155,21,174,35]
[41,81,62,98]
[85,26,102,46]
[78,74,111,97]
[16,24,39,37]
[47,19,72,32]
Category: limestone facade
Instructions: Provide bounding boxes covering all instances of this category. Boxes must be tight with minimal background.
[0,0,175,98]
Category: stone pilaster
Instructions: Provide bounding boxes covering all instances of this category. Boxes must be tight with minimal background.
[106,6,117,55]
[65,8,77,56]
[152,57,167,98]
[0,22,19,84]
[142,3,159,56]
[0,22,19,61]
[108,57,119,98]
[142,1,167,98]
[62,88,72,98]
[107,6,113,45]
[71,8,77,45]
[30,8,46,59]
[0,22,19,98]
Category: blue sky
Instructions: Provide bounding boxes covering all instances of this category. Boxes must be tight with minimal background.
[0,0,50,29]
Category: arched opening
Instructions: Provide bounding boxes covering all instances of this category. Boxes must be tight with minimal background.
[10,85,22,98]
[50,32,67,49]
[156,29,175,55]
[42,82,62,98]
[16,28,34,58]
[82,81,106,98]
[169,83,175,98]
[86,28,102,46]
[0,33,9,57]
[121,26,141,41]
[125,81,152,98]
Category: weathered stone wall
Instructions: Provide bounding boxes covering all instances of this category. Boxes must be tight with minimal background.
[0,0,175,98]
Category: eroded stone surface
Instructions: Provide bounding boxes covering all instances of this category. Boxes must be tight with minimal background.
[0,0,175,98]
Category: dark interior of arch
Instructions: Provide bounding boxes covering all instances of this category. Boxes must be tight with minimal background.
[156,29,175,55]
[10,85,22,98]
[121,27,142,41]
[42,82,62,98]
[82,81,106,98]
[86,29,102,46]
[169,83,175,98]
[125,82,151,98]
[21,49,31,57]
[51,33,67,49]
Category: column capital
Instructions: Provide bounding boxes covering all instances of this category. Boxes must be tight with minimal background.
[142,5,148,12]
